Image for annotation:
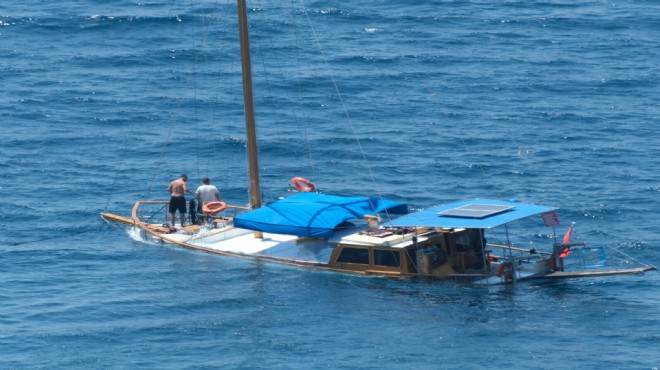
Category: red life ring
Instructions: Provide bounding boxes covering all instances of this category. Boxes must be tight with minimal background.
[496,262,514,283]
[291,177,316,192]
[202,201,227,215]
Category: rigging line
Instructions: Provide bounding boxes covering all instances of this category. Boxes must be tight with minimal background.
[107,5,194,211]
[146,115,176,200]
[148,1,213,198]
[206,2,234,187]
[607,244,653,267]
[288,0,315,173]
[249,1,284,139]
[223,24,238,195]
[103,129,132,212]
[191,0,203,181]
[199,0,235,193]
[193,2,220,180]
[144,3,192,199]
[188,1,213,181]
[206,2,230,176]
[251,0,316,177]
[203,2,237,191]
[360,2,498,196]
[301,1,381,197]
[197,2,230,179]
[292,3,359,180]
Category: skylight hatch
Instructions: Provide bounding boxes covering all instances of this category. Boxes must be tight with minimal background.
[438,203,515,219]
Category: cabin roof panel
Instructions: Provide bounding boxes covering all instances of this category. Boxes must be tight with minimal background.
[388,199,556,229]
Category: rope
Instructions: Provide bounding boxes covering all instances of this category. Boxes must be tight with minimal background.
[249,0,318,179]
[103,132,132,212]
[302,5,376,188]
[606,243,654,268]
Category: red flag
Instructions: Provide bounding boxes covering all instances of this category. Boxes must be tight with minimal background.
[563,223,574,244]
[559,224,574,258]
[541,211,559,226]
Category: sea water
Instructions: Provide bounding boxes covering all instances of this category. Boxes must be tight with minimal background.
[1,1,659,368]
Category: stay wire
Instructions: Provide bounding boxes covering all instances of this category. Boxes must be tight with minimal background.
[300,2,378,191]
[251,0,317,179]
[103,128,132,212]
[288,1,315,174]
[147,1,207,199]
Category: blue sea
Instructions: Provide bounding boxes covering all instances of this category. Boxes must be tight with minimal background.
[2,0,659,368]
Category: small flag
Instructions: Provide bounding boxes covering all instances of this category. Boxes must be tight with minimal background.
[563,223,574,244]
[541,211,559,226]
[559,223,574,258]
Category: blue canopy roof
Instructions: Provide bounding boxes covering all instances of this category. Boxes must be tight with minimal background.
[388,199,555,229]
[234,192,408,238]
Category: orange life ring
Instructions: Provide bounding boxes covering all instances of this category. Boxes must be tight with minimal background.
[202,201,227,215]
[496,262,514,283]
[291,177,315,192]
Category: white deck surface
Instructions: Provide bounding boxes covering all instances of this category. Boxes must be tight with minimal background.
[158,226,337,264]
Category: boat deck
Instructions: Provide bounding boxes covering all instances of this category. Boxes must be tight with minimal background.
[152,225,340,264]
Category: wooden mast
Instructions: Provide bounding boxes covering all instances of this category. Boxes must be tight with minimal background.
[237,0,262,211]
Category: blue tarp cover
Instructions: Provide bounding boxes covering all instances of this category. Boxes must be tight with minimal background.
[233,192,408,237]
[388,199,555,229]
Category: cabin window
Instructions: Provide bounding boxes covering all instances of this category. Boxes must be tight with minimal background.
[337,247,369,264]
[455,233,471,250]
[374,249,401,267]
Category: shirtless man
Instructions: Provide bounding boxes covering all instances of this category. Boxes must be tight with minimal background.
[167,174,193,227]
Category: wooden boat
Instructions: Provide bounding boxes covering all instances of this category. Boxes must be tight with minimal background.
[101,1,655,285]
[103,195,654,284]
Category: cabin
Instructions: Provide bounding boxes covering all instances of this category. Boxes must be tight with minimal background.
[327,226,490,278]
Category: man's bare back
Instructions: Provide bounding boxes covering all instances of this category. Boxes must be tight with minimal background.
[168,174,193,227]
[168,178,189,196]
